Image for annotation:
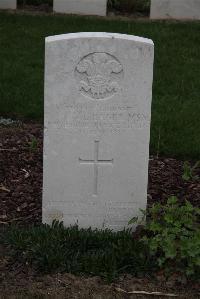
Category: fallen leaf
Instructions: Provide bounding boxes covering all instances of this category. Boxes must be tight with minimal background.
[0,184,10,192]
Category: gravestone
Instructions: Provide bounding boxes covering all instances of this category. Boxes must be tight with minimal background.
[53,0,107,16]
[43,32,154,231]
[151,0,200,19]
[0,0,16,9]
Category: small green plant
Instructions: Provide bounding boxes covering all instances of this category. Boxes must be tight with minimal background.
[28,137,38,152]
[140,197,200,279]
[182,161,200,181]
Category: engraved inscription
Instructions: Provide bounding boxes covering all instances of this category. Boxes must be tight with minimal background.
[75,52,123,100]
[48,103,150,133]
[79,141,113,196]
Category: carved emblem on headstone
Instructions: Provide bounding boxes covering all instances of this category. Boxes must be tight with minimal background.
[75,52,123,100]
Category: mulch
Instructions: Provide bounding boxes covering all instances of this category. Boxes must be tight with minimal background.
[0,123,43,226]
[0,123,200,227]
[0,123,200,298]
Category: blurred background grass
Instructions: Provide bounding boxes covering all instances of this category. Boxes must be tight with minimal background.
[0,12,200,159]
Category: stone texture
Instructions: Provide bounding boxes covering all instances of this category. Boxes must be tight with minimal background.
[0,0,16,9]
[43,32,154,231]
[151,0,200,19]
[53,0,107,16]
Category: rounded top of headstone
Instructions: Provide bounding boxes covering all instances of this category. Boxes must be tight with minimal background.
[45,32,154,46]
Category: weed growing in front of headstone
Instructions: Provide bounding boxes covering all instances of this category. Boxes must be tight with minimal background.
[28,137,38,152]
[2,221,154,282]
[182,161,200,181]
[140,197,200,279]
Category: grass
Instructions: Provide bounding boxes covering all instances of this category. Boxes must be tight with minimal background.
[2,221,154,282]
[2,197,200,282]
[0,12,200,158]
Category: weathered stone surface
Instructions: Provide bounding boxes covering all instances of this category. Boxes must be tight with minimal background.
[43,32,154,231]
[0,0,16,9]
[53,0,107,16]
[151,0,200,19]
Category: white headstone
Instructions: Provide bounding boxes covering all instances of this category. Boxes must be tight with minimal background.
[151,0,200,19]
[0,0,16,9]
[53,0,107,16]
[43,32,154,231]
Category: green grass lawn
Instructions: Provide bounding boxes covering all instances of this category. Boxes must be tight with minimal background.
[0,12,200,159]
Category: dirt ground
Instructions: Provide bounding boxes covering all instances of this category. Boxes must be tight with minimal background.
[1,269,200,299]
[0,123,200,298]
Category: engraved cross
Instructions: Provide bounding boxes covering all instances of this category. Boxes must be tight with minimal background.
[79,141,113,196]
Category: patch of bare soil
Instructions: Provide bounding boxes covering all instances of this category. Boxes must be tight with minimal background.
[0,123,200,298]
[0,261,200,299]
